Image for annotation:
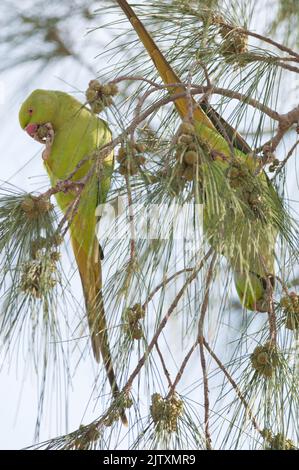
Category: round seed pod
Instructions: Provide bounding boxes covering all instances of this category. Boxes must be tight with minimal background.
[103,409,120,427]
[132,324,143,340]
[250,342,280,377]
[229,179,240,189]
[178,134,194,145]
[36,198,53,214]
[50,251,61,263]
[134,143,146,153]
[21,196,52,219]
[228,167,240,179]
[108,83,119,96]
[51,234,64,246]
[179,122,195,135]
[20,196,35,214]
[239,166,250,178]
[89,79,102,91]
[280,295,295,313]
[91,100,104,114]
[118,165,128,176]
[268,159,280,171]
[123,307,134,325]
[101,84,112,95]
[86,426,100,443]
[85,88,98,102]
[268,433,296,450]
[132,303,145,319]
[117,147,127,163]
[187,142,198,152]
[184,150,199,166]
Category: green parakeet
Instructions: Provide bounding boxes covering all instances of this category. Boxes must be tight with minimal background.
[117,0,281,312]
[19,89,127,424]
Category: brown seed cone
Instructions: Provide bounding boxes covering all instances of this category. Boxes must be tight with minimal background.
[108,83,119,96]
[178,134,194,145]
[184,150,199,166]
[101,84,112,95]
[86,88,98,102]
[118,165,128,176]
[117,147,127,163]
[179,122,195,135]
[134,142,146,153]
[91,100,104,114]
[89,79,102,91]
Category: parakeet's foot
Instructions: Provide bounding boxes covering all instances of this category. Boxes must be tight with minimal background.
[24,121,55,160]
[55,179,85,194]
[41,123,55,161]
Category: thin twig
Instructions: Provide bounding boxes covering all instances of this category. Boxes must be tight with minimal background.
[275,140,299,176]
[197,252,217,450]
[125,172,136,261]
[167,341,197,398]
[165,253,216,449]
[143,267,194,310]
[155,342,173,389]
[242,28,299,61]
[267,285,277,344]
[275,276,290,296]
[203,338,263,436]
[260,256,277,344]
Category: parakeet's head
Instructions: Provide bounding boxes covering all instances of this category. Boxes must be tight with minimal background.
[234,271,275,312]
[19,89,59,138]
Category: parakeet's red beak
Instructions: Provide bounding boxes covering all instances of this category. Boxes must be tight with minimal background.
[25,123,39,137]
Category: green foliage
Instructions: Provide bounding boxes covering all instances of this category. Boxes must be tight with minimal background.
[0,188,65,380]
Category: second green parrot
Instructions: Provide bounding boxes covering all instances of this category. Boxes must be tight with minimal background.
[117,0,282,312]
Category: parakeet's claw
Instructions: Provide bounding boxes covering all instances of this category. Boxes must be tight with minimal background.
[255,274,275,312]
[24,121,55,160]
[41,122,55,161]
[55,179,85,194]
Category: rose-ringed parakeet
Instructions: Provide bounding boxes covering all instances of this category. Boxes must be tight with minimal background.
[117,0,282,312]
[19,90,127,424]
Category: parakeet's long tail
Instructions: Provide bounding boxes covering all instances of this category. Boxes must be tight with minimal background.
[71,236,128,426]
[116,0,215,128]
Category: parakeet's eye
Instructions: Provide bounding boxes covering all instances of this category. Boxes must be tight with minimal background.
[28,108,33,115]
